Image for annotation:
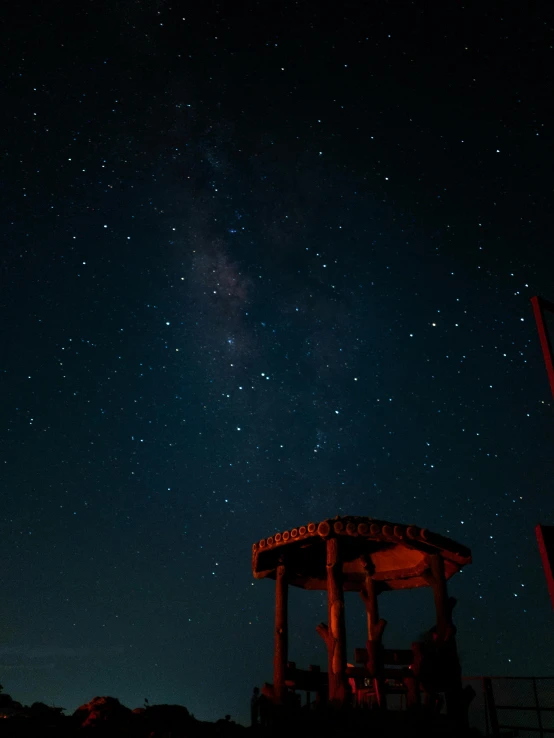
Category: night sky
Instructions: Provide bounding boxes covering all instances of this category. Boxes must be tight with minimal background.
[2,0,554,725]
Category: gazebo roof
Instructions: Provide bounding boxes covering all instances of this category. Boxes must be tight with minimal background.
[252,515,471,591]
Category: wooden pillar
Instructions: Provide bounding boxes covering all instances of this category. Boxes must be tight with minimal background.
[361,571,387,708]
[274,561,288,705]
[363,573,380,640]
[428,554,449,640]
[427,554,467,726]
[326,536,348,707]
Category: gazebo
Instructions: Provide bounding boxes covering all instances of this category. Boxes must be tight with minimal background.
[252,515,472,717]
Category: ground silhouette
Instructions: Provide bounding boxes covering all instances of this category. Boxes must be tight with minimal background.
[0,687,483,738]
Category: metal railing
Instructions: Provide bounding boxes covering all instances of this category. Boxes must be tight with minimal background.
[463,676,554,738]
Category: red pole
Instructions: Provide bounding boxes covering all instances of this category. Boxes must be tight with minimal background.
[530,296,554,399]
[535,524,554,611]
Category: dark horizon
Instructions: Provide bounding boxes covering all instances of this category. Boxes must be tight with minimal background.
[2,0,554,726]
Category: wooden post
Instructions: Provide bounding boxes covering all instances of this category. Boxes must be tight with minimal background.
[427,554,467,726]
[364,573,380,640]
[428,554,449,640]
[360,571,387,708]
[326,536,348,707]
[274,561,288,705]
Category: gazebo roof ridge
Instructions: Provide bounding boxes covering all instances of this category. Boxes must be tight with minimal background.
[252,514,471,592]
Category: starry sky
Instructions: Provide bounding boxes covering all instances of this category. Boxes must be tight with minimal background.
[2,0,554,725]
